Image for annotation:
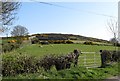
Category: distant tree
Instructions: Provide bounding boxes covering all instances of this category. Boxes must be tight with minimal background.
[107,19,118,50]
[11,25,29,36]
[1,1,21,33]
[110,38,118,46]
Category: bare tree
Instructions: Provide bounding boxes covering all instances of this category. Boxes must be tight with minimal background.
[0,0,21,33]
[11,25,29,37]
[3,27,10,37]
[107,19,118,50]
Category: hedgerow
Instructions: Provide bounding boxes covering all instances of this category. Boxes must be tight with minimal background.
[2,53,39,76]
[2,50,80,76]
[2,43,21,53]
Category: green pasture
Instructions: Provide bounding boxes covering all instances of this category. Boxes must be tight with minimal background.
[2,43,120,79]
[6,44,118,67]
[15,44,116,56]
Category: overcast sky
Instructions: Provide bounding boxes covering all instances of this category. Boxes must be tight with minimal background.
[2,1,118,40]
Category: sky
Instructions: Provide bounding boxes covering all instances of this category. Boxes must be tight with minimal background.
[3,1,118,40]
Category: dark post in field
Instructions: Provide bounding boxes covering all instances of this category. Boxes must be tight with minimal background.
[100,50,106,68]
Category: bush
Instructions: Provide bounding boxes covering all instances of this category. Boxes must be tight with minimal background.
[16,39,23,44]
[37,54,57,71]
[116,43,120,47]
[2,54,60,76]
[2,54,39,76]
[66,40,73,44]
[100,50,120,66]
[2,49,80,76]
[48,40,54,44]
[48,40,66,44]
[83,41,93,45]
[8,40,17,43]
[111,51,120,62]
[2,43,21,53]
[31,37,39,44]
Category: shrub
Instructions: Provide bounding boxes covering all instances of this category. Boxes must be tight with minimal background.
[8,40,17,43]
[2,54,59,76]
[48,40,66,44]
[111,51,120,62]
[61,40,66,44]
[116,43,120,47]
[31,37,39,44]
[100,50,120,66]
[2,49,80,76]
[2,43,21,53]
[2,43,11,53]
[37,54,56,71]
[48,40,54,44]
[83,41,93,45]
[66,40,73,44]
[22,37,28,40]
[16,39,23,44]
[2,54,39,76]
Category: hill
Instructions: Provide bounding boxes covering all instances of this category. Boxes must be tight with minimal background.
[31,33,110,43]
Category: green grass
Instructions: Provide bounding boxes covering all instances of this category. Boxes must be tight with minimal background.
[14,44,116,67]
[1,37,15,44]
[5,44,118,67]
[2,43,120,79]
[3,62,120,79]
[15,44,116,56]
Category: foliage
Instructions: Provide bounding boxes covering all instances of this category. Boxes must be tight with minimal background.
[111,51,120,62]
[31,37,73,44]
[2,42,21,53]
[83,41,94,45]
[30,33,110,44]
[66,40,74,44]
[100,50,120,68]
[48,40,66,44]
[110,38,118,43]
[2,49,79,77]
[2,1,21,25]
[116,43,120,47]
[1,1,21,33]
[31,37,39,44]
[2,53,39,76]
[3,62,120,79]
[2,43,120,79]
[69,36,77,40]
[11,25,29,36]
[2,53,76,76]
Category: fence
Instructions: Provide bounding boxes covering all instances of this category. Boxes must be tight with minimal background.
[79,52,101,68]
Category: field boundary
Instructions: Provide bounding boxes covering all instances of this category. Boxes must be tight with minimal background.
[80,52,101,68]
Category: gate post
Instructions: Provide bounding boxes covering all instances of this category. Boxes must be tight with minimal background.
[100,50,106,68]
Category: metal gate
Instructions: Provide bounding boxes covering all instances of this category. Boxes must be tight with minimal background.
[79,52,101,68]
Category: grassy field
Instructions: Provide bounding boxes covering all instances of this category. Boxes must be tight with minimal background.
[2,43,120,79]
[15,44,116,56]
[5,44,118,67]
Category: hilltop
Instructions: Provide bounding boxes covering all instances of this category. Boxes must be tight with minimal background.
[31,33,110,43]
